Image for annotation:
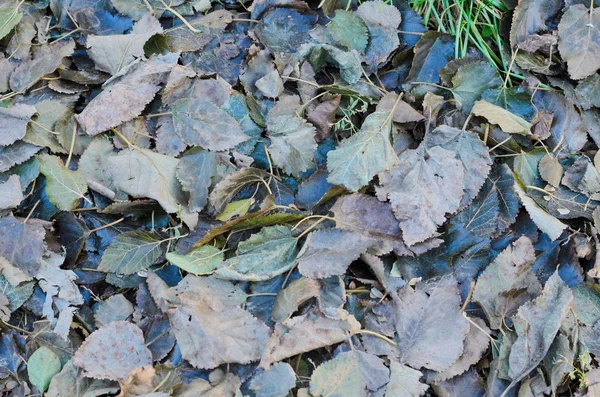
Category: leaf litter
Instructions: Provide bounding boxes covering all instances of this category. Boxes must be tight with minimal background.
[1,0,600,396]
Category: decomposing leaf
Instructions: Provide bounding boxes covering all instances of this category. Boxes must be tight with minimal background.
[296,229,374,279]
[393,275,469,371]
[98,230,164,275]
[377,145,465,246]
[73,321,153,381]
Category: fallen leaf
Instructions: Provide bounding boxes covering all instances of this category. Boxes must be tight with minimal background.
[214,226,298,281]
[27,346,62,393]
[38,153,88,211]
[87,14,163,76]
[297,229,375,279]
[376,145,465,246]
[9,39,75,92]
[393,275,469,371]
[558,5,600,80]
[327,103,398,192]
[171,98,249,151]
[73,321,153,381]
[384,362,428,397]
[0,104,37,146]
[507,272,573,388]
[98,230,165,274]
[472,100,532,134]
[473,236,541,329]
[267,115,317,177]
[75,53,178,135]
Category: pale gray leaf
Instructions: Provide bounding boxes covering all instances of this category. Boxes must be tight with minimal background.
[393,275,469,371]
[75,53,178,135]
[376,145,465,246]
[385,362,428,397]
[267,115,317,177]
[171,99,249,151]
[0,104,37,146]
[176,148,217,212]
[73,321,153,381]
[296,228,375,279]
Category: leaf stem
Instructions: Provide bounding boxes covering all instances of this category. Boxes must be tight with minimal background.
[146,111,173,118]
[88,217,125,234]
[353,330,397,346]
[111,128,135,148]
[158,0,201,33]
[65,122,77,168]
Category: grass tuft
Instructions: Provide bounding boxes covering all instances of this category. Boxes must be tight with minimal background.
[408,0,509,73]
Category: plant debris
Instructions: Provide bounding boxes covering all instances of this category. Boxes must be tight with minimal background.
[1,0,600,396]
